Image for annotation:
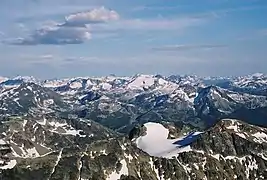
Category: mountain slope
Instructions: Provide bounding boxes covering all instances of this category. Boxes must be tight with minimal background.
[0,83,68,115]
[0,74,267,179]
[1,74,267,131]
[1,118,266,180]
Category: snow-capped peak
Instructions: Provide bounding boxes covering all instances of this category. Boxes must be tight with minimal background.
[13,76,38,83]
[251,73,265,78]
[0,76,8,84]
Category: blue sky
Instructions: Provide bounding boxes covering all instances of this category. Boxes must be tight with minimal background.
[0,0,267,78]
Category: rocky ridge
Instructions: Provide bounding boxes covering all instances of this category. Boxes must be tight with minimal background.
[0,118,266,180]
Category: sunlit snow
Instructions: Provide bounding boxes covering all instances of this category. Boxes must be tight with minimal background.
[0,160,17,170]
[136,122,202,158]
[252,132,267,144]
[106,159,128,180]
[0,139,7,145]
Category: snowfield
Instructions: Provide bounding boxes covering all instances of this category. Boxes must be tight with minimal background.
[106,159,128,180]
[136,122,202,159]
[0,160,17,170]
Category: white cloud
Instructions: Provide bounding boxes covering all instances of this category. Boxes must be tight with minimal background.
[122,17,203,30]
[64,6,119,27]
[7,7,119,45]
[39,54,55,59]
[5,6,212,45]
[9,26,91,45]
[89,16,206,33]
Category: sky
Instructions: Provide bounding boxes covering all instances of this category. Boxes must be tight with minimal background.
[0,0,267,79]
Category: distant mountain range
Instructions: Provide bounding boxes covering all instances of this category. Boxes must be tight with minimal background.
[0,73,267,180]
[1,73,267,129]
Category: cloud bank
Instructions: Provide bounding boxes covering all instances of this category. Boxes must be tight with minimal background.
[152,44,227,51]
[4,5,212,45]
[11,26,91,45]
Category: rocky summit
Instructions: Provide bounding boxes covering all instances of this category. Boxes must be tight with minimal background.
[0,74,267,180]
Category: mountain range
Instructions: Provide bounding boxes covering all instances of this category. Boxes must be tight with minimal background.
[0,73,267,180]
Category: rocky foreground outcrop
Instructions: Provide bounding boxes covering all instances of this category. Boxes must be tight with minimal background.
[0,116,266,180]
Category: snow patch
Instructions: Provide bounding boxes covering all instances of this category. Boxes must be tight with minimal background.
[69,81,83,89]
[100,149,108,155]
[43,99,54,106]
[51,127,85,137]
[101,83,112,90]
[0,160,17,169]
[51,149,63,175]
[27,86,33,91]
[211,154,221,160]
[0,77,8,84]
[49,121,85,137]
[37,117,47,126]
[252,132,267,144]
[63,129,82,136]
[106,159,128,180]
[25,147,40,158]
[124,153,134,161]
[78,94,88,100]
[22,120,27,131]
[226,125,238,132]
[49,121,67,127]
[77,155,84,180]
[127,75,155,89]
[236,133,247,139]
[257,153,267,160]
[0,139,7,145]
[136,122,201,158]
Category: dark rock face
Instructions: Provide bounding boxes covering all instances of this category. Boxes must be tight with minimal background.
[128,125,147,140]
[79,91,102,105]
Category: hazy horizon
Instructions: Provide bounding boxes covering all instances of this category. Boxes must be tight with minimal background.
[1,72,266,81]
